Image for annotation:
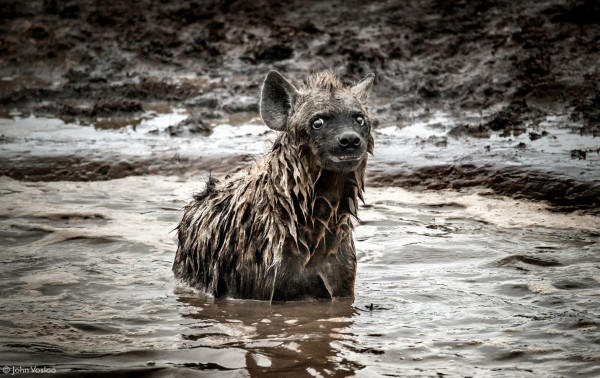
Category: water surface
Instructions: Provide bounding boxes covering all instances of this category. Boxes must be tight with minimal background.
[1,176,599,376]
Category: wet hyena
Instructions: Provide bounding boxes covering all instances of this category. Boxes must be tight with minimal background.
[174,70,375,301]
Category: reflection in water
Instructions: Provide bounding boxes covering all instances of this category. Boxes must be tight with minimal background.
[177,294,359,376]
[0,176,599,376]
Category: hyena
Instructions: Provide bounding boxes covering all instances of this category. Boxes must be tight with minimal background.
[174,70,375,301]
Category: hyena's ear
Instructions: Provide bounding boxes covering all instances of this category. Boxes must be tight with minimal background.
[351,73,375,103]
[260,70,299,131]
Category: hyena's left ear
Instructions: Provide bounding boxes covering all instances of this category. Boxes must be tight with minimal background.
[260,70,299,131]
[351,73,375,103]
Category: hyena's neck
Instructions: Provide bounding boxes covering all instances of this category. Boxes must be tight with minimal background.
[266,133,317,225]
[266,133,364,230]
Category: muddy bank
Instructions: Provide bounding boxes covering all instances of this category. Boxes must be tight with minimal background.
[368,164,600,213]
[0,155,253,181]
[1,156,599,213]
[1,0,600,133]
[1,0,599,211]
[1,112,599,212]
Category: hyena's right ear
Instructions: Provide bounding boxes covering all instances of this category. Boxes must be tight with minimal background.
[352,73,375,103]
[260,71,299,131]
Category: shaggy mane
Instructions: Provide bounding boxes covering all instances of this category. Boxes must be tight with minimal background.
[304,71,344,91]
[174,70,374,301]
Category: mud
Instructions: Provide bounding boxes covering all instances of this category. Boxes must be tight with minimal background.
[368,164,600,212]
[3,108,598,212]
[2,0,600,129]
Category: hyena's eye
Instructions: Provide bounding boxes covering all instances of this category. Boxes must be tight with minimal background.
[355,115,365,125]
[312,118,324,130]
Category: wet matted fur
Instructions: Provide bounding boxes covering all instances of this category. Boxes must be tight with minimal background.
[174,70,375,301]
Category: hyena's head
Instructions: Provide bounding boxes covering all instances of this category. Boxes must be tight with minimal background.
[260,70,375,173]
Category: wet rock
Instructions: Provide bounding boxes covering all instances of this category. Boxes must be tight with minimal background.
[221,96,259,114]
[448,124,491,139]
[91,99,143,117]
[570,149,587,160]
[300,22,321,34]
[254,44,294,62]
[64,68,90,83]
[486,101,524,131]
[417,82,440,99]
[485,100,544,137]
[184,93,220,108]
[27,23,50,40]
[199,110,224,119]
[528,131,547,141]
[166,115,211,137]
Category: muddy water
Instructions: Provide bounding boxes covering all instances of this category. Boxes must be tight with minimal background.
[3,0,600,374]
[1,173,599,376]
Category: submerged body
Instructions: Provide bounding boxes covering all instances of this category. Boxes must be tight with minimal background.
[174,70,375,300]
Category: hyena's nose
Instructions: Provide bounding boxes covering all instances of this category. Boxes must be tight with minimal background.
[338,132,362,149]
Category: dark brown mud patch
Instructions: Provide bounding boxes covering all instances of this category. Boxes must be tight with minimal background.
[36,213,108,221]
[494,255,562,268]
[367,164,600,213]
[0,155,254,181]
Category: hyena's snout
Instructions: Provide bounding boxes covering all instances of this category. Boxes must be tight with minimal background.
[337,131,362,150]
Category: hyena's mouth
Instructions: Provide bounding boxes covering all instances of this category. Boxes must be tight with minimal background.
[334,154,362,161]
[324,153,365,171]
